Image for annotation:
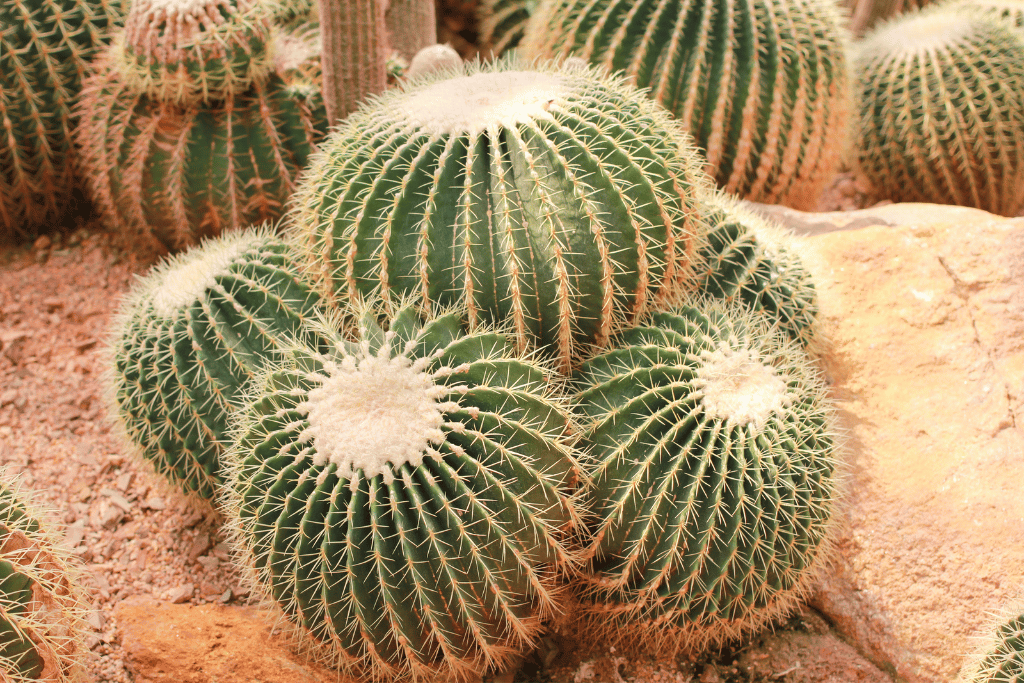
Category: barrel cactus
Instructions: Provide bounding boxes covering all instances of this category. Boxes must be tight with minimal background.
[853,7,1024,215]
[288,59,710,371]
[226,300,582,681]
[105,228,322,502]
[0,470,90,682]
[0,0,124,241]
[572,301,838,652]
[76,0,328,251]
[479,0,537,55]
[952,0,1024,27]
[961,603,1024,682]
[520,0,852,210]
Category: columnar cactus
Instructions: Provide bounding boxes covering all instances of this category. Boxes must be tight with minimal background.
[0,470,89,682]
[520,0,852,210]
[105,229,322,501]
[479,0,537,55]
[289,59,710,371]
[572,301,838,652]
[226,301,582,681]
[0,0,124,241]
[853,7,1024,215]
[961,603,1024,682]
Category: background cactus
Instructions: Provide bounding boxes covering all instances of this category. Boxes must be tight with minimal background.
[226,301,582,681]
[961,602,1024,682]
[0,469,90,682]
[853,7,1024,215]
[572,301,838,652]
[953,0,1024,27]
[478,0,537,56]
[105,229,322,502]
[0,0,124,242]
[520,0,852,210]
[289,59,709,371]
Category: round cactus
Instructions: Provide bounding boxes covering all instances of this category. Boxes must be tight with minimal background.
[479,0,538,56]
[105,228,323,502]
[0,0,125,241]
[226,300,582,681]
[572,301,838,652]
[853,7,1024,215]
[0,470,90,682]
[520,0,852,210]
[288,59,710,371]
[961,603,1024,683]
[953,0,1024,27]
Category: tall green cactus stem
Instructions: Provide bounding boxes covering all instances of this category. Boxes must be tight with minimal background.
[105,229,322,502]
[479,0,538,56]
[573,301,838,652]
[961,603,1024,682]
[226,301,582,681]
[520,0,852,210]
[289,60,709,371]
[0,0,124,241]
[0,469,90,683]
[853,8,1024,215]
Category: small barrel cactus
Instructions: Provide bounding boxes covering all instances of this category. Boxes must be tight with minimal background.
[853,7,1024,215]
[961,603,1024,682]
[0,470,90,682]
[572,301,838,652]
[289,59,710,371]
[226,301,582,681]
[105,228,322,502]
[479,0,537,55]
[520,0,852,210]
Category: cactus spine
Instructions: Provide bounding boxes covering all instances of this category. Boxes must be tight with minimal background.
[520,0,852,210]
[289,59,709,371]
[961,602,1024,682]
[105,229,322,501]
[572,301,838,652]
[853,7,1024,215]
[952,0,1024,28]
[226,301,582,681]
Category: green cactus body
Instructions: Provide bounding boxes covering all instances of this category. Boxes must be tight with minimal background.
[289,60,709,371]
[520,0,851,210]
[227,301,581,681]
[479,0,539,55]
[0,470,89,682]
[0,0,125,240]
[953,0,1024,27]
[573,301,838,651]
[853,8,1024,215]
[106,229,322,501]
[962,607,1024,682]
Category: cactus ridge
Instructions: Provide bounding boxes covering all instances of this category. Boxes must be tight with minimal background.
[288,58,710,371]
[520,0,852,210]
[961,602,1024,683]
[226,300,583,682]
[479,0,538,55]
[949,0,1024,27]
[105,228,323,501]
[572,300,838,653]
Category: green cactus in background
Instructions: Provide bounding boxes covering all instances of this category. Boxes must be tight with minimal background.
[105,228,322,502]
[853,7,1024,215]
[961,603,1024,682]
[520,0,852,210]
[0,469,90,682]
[951,0,1024,27]
[0,0,125,241]
[226,300,582,681]
[479,0,538,55]
[289,59,710,371]
[572,301,838,652]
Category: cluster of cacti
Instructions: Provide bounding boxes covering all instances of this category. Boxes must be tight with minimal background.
[572,302,838,652]
[0,0,124,241]
[226,300,582,681]
[852,5,1024,215]
[478,0,537,55]
[0,470,89,682]
[961,604,1024,682]
[75,0,328,250]
[519,0,852,210]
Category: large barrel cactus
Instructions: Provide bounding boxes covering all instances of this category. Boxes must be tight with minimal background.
[961,603,1024,682]
[289,59,710,371]
[479,0,537,55]
[0,470,90,682]
[853,6,1024,215]
[0,0,124,241]
[76,0,328,251]
[226,301,582,681]
[520,0,851,210]
[105,228,322,502]
[572,301,838,652]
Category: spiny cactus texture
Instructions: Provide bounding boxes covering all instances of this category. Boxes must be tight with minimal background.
[962,604,1024,682]
[479,0,537,55]
[520,0,852,210]
[853,7,1024,215]
[0,470,89,682]
[105,229,322,501]
[226,301,582,682]
[954,0,1024,27]
[76,2,328,251]
[289,59,709,371]
[572,301,838,653]
[0,0,124,241]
